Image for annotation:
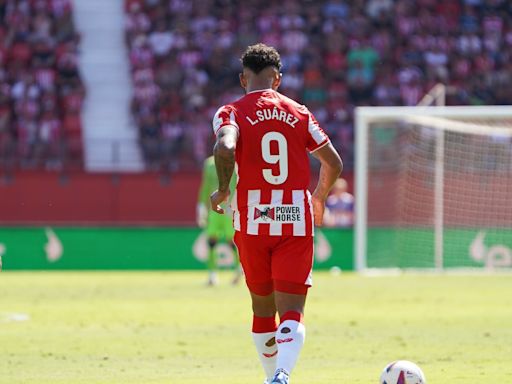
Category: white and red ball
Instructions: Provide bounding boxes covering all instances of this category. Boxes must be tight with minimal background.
[380,360,426,384]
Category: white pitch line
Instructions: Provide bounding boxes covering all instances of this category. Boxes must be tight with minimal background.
[0,312,30,323]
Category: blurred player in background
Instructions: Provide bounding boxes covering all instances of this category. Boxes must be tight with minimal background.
[210,44,342,384]
[324,178,354,227]
[197,155,242,286]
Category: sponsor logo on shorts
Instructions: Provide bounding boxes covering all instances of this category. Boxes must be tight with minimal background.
[253,205,302,224]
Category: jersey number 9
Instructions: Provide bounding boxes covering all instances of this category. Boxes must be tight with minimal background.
[261,131,288,185]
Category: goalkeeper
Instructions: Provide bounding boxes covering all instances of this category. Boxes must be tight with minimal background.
[197,155,242,286]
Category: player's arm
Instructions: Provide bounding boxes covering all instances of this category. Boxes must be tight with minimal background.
[311,143,343,226]
[196,160,209,227]
[210,125,238,214]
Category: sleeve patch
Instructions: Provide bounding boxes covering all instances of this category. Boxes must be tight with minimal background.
[213,106,239,135]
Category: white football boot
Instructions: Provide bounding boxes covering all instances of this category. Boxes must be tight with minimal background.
[270,369,289,384]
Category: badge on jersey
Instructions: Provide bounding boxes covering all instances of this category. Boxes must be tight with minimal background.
[252,204,303,224]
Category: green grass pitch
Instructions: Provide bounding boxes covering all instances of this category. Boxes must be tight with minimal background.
[1,271,511,383]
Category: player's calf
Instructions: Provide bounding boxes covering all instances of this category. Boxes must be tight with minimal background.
[252,315,278,383]
[274,311,305,379]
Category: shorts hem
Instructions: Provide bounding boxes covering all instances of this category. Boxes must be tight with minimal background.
[274,279,309,295]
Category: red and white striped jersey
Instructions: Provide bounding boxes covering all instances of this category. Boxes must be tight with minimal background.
[213,89,330,237]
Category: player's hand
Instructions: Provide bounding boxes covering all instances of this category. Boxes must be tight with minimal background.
[196,203,207,228]
[210,189,230,214]
[311,191,326,227]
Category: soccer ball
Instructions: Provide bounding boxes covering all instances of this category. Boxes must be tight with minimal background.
[379,360,426,384]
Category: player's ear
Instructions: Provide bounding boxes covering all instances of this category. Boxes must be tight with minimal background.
[239,72,247,90]
[272,71,282,90]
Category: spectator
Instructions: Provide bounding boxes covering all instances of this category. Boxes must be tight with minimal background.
[366,0,393,21]
[0,0,84,170]
[324,178,354,227]
[148,20,174,58]
[124,0,512,171]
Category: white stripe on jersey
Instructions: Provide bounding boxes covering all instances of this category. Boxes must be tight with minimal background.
[269,190,284,236]
[292,190,306,236]
[305,190,315,283]
[308,114,327,145]
[243,189,313,236]
[306,190,314,236]
[247,190,261,235]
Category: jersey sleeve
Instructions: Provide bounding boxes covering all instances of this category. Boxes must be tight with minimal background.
[212,105,239,136]
[306,110,330,153]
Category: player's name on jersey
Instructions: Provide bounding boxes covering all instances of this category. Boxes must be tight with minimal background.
[245,107,299,128]
[252,205,302,223]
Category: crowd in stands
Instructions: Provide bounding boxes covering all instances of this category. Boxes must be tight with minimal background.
[125,0,512,171]
[0,0,84,171]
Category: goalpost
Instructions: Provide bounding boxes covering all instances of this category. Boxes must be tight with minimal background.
[354,105,512,272]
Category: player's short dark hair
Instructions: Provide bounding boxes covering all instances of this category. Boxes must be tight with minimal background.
[241,43,282,74]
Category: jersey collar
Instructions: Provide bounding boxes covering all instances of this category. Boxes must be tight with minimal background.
[246,88,275,95]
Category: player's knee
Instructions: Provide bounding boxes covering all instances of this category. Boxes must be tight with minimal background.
[274,281,308,316]
[248,280,274,297]
[250,290,276,317]
[274,279,309,296]
[208,238,217,248]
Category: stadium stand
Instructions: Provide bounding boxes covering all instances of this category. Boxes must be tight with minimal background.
[125,0,512,171]
[0,0,84,172]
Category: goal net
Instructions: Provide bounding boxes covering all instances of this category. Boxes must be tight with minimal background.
[355,106,512,271]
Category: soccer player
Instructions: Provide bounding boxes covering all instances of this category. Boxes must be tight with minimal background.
[210,44,342,384]
[197,155,241,285]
